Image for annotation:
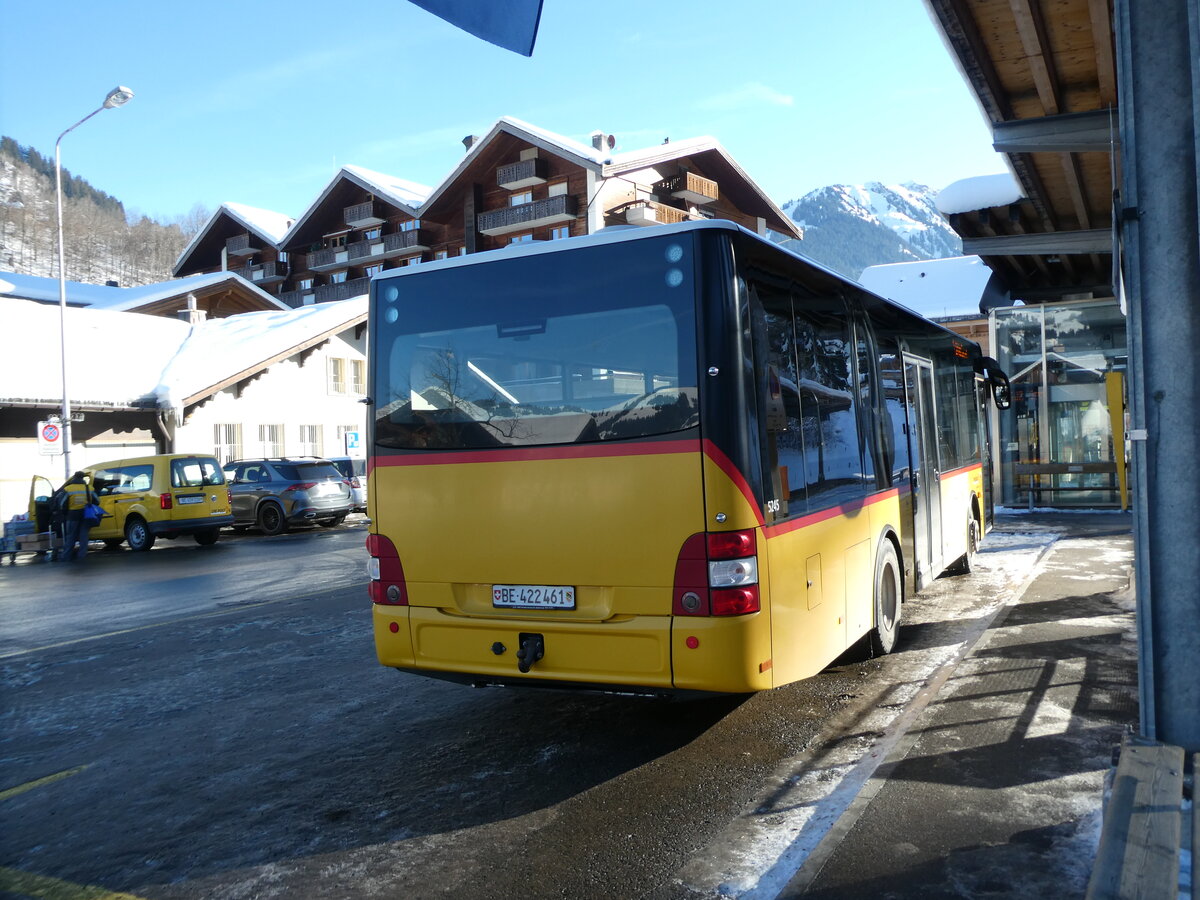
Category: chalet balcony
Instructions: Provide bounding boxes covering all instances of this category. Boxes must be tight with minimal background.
[344,200,387,227]
[225,233,259,257]
[478,194,578,237]
[654,171,719,205]
[276,288,315,308]
[345,229,431,264]
[314,277,371,303]
[308,246,350,272]
[497,157,548,190]
[240,260,288,284]
[623,200,694,227]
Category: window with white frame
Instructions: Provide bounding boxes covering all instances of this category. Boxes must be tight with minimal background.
[550,225,570,240]
[458,247,468,256]
[328,357,346,393]
[278,250,289,263]
[363,227,382,241]
[365,264,383,277]
[510,190,533,206]
[399,219,422,232]
[330,270,348,283]
[434,249,448,260]
[299,277,314,290]
[351,359,366,394]
[510,232,534,244]
[259,424,283,457]
[548,181,568,197]
[214,424,242,464]
[298,425,323,457]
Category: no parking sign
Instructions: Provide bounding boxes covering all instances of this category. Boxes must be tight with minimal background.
[37,420,63,456]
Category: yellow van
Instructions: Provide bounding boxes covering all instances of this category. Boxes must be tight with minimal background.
[85,454,234,551]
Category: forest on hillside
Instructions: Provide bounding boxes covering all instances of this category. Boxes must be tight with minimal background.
[0,136,209,286]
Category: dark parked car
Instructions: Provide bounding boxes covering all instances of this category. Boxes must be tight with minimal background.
[223,457,353,535]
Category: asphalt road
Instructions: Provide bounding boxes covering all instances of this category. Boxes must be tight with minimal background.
[0,518,1072,899]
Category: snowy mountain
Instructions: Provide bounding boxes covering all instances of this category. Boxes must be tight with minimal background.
[780,182,962,280]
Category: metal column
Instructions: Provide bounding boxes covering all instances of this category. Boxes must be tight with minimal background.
[1116,0,1200,752]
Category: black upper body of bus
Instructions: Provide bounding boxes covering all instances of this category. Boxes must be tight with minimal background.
[369,221,996,525]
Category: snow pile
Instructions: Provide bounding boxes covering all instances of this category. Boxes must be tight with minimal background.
[859,255,996,318]
[937,173,1024,215]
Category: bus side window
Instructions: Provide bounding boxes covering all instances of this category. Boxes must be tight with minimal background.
[796,307,866,509]
[878,350,910,484]
[753,285,807,519]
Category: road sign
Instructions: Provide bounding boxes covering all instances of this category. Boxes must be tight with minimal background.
[38,420,64,456]
[343,430,361,453]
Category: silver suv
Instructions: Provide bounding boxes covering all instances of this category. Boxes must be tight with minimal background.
[223,457,353,535]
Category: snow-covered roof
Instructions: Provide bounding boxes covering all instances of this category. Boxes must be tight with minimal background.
[160,295,368,413]
[282,166,432,249]
[342,165,431,210]
[0,295,367,416]
[421,116,611,212]
[0,270,288,312]
[604,135,801,240]
[173,202,294,275]
[859,256,1007,319]
[936,173,1025,215]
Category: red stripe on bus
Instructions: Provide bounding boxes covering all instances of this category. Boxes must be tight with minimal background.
[762,488,900,540]
[700,440,765,527]
[370,439,702,468]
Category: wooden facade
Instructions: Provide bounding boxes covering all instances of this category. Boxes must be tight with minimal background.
[174,120,801,308]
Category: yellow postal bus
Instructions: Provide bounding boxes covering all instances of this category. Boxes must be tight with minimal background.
[367,221,1009,694]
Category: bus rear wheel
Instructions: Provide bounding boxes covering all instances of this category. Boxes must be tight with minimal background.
[948,514,979,575]
[870,541,902,655]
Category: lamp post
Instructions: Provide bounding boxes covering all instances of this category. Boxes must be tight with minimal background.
[55,85,134,479]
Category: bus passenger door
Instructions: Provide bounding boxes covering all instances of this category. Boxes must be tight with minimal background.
[903,355,941,589]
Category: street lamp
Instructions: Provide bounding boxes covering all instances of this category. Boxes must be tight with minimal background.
[55,85,134,478]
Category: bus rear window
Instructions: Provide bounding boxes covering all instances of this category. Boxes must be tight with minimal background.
[373,236,699,450]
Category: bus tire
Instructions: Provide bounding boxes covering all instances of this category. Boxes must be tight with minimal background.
[948,514,979,576]
[125,517,155,552]
[870,540,902,655]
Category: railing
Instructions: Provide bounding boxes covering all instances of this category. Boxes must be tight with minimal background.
[654,170,719,204]
[313,277,371,303]
[225,233,257,256]
[344,200,385,226]
[276,290,310,308]
[619,200,694,226]
[240,260,288,283]
[497,157,548,189]
[344,230,430,262]
[477,194,578,236]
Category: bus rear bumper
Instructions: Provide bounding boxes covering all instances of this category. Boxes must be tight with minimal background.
[373,605,772,694]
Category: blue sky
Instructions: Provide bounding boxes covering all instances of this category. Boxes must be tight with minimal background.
[0,1,1007,223]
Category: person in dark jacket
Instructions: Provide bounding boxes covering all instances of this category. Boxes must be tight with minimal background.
[58,472,99,562]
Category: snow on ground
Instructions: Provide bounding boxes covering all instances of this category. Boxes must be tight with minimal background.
[675,531,1064,897]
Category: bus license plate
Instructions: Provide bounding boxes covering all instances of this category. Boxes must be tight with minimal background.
[492,584,575,610]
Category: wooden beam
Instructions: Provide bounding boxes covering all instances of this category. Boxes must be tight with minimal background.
[1009,0,1062,115]
[1088,0,1118,107]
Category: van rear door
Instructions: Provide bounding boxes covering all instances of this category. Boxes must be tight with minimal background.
[167,457,230,523]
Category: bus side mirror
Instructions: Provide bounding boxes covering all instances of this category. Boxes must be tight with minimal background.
[992,377,1011,410]
[975,356,1012,410]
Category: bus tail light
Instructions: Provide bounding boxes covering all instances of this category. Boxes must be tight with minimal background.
[160,493,173,510]
[673,529,760,617]
[367,533,407,605]
[712,586,760,616]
